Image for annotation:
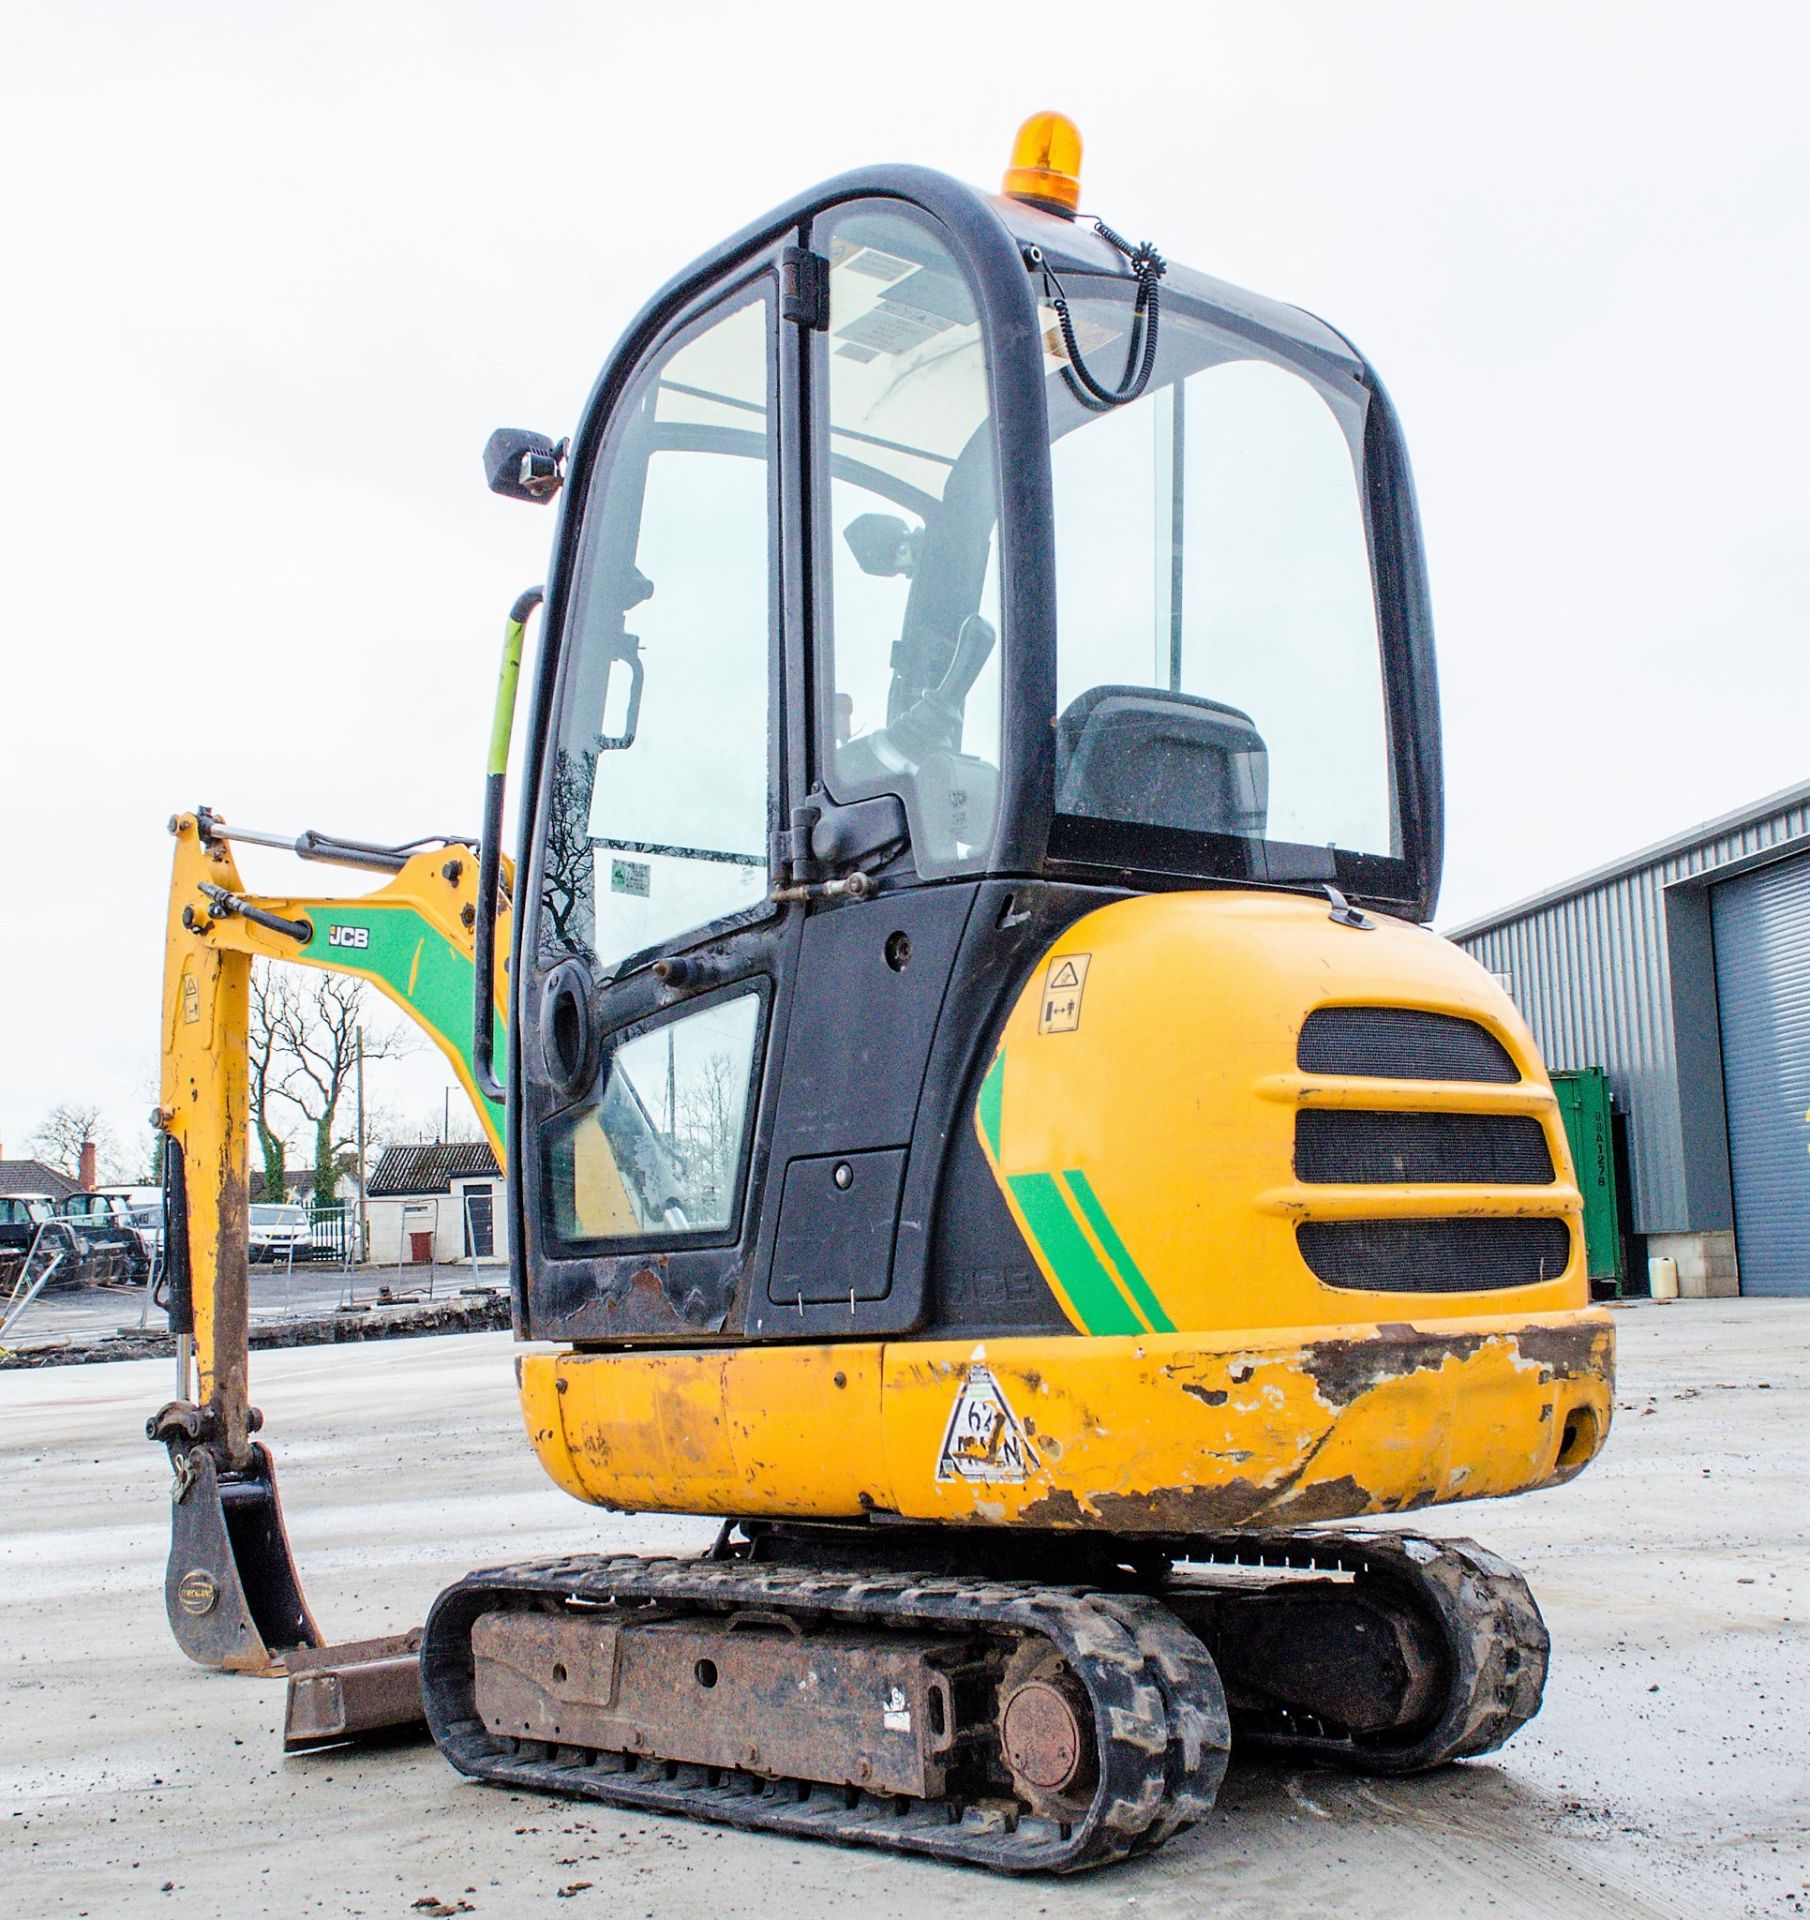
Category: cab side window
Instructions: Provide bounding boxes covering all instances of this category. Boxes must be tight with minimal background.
[817,209,1003,875]
[541,291,777,975]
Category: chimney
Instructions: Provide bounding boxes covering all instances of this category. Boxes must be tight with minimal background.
[79,1139,97,1190]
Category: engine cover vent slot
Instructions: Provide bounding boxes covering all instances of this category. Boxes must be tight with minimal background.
[1297,1218,1573,1292]
[1298,1007,1519,1084]
[1295,1111,1554,1186]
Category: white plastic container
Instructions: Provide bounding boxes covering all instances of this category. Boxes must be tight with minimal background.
[1649,1255,1680,1302]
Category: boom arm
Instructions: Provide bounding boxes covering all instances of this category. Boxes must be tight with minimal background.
[148,808,511,1674]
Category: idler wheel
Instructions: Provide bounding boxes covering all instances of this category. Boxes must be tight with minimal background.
[997,1643,1098,1818]
[1002,1680,1084,1791]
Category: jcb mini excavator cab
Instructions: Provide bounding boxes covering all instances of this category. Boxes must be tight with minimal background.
[154,118,1613,1871]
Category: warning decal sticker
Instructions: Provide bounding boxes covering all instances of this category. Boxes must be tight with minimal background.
[936,1363,1040,1484]
[1037,952,1092,1035]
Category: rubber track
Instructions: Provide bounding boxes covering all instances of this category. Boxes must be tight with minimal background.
[422,1554,1231,1873]
[1171,1528,1550,1772]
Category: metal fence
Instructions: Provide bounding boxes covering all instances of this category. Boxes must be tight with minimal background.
[306,1202,355,1267]
[1,1223,79,1341]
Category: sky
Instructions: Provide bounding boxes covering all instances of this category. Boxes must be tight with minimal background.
[2,0,1805,1170]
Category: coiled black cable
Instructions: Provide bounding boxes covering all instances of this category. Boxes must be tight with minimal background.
[1042,219,1167,410]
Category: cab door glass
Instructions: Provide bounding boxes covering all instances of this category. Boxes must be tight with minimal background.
[542,291,776,974]
[546,990,762,1246]
[818,209,1003,875]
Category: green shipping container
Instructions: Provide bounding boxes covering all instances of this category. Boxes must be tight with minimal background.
[1550,1068,1626,1290]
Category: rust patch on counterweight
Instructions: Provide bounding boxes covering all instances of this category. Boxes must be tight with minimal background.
[1514,1318,1615,1384]
[1022,1476,1298,1534]
[1299,1327,1494,1406]
[1261,1473,1381,1525]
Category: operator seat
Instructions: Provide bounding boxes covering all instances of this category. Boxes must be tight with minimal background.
[1055,685,1269,839]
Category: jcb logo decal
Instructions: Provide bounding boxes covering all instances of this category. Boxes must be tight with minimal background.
[327,924,370,950]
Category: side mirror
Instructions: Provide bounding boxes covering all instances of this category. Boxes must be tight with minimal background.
[483,427,566,504]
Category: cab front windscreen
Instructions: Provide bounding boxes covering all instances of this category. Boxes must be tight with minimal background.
[1045,277,1403,893]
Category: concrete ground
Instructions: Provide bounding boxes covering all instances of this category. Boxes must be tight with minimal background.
[2,1302,1805,1920]
[4,1264,508,1352]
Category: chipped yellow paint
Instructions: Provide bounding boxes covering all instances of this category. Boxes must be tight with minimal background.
[517,886,1615,1533]
[517,1354,584,1501]
[521,1343,886,1517]
[163,931,253,1457]
[520,1309,1613,1529]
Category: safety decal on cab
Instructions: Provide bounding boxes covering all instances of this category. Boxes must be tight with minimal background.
[1037,953,1091,1035]
[936,1363,1040,1484]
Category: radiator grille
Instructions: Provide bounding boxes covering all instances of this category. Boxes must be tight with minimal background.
[1297,1218,1573,1292]
[1298,1007,1519,1084]
[1295,1110,1554,1185]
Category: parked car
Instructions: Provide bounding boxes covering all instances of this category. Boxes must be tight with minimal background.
[249,1203,314,1264]
[0,1195,54,1265]
[97,1186,164,1267]
[55,1192,152,1283]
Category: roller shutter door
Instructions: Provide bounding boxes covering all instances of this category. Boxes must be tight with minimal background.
[1712,851,1810,1295]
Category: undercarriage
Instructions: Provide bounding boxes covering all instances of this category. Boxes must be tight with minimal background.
[421,1526,1547,1872]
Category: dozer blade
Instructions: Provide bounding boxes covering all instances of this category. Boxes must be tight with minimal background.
[284,1630,428,1752]
[162,1442,321,1674]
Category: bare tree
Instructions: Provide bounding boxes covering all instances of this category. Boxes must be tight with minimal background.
[270,975,410,1205]
[676,1050,745,1221]
[134,1068,166,1183]
[29,1103,122,1183]
[248,965,300,1202]
[360,1098,413,1155]
[540,745,598,957]
[404,1101,487,1147]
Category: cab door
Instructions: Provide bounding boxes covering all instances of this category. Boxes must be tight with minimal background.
[742,197,1019,1345]
[518,259,802,1342]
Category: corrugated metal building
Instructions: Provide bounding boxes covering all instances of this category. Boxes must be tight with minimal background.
[1445,780,1810,1298]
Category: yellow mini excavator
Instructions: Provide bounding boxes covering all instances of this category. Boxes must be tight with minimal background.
[150,116,1614,1871]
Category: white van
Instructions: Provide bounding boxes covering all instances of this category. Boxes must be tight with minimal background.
[249,1203,314,1264]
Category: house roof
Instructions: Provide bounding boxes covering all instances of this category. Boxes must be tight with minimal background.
[368,1141,501,1198]
[0,1159,81,1202]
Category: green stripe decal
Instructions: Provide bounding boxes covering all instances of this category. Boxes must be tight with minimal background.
[1006,1172,1143,1336]
[1062,1169,1175,1334]
[301,908,505,1135]
[977,1051,1005,1160]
